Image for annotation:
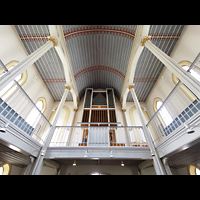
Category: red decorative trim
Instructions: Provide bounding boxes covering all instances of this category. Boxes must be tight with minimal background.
[19,33,50,42]
[74,65,125,80]
[149,33,181,41]
[63,26,135,41]
[43,79,66,83]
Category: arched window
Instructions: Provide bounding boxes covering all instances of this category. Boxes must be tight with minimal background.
[153,98,173,128]
[49,106,70,146]
[172,61,197,102]
[25,97,46,127]
[0,61,27,101]
[0,163,11,175]
[189,165,200,175]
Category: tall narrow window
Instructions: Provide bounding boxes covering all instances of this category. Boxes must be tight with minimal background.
[173,61,197,102]
[0,163,10,175]
[154,98,173,127]
[26,98,46,126]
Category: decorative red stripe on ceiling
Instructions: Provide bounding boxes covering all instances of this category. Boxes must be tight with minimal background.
[63,26,135,40]
[74,65,125,80]
[18,30,181,43]
[150,33,181,41]
[18,33,50,42]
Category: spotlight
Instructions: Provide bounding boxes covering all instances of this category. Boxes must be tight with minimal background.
[84,150,88,158]
[184,124,195,134]
[0,123,9,134]
[73,161,76,166]
[110,150,113,158]
[121,161,124,167]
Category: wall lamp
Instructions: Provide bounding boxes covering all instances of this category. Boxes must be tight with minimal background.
[0,123,9,134]
[184,124,195,134]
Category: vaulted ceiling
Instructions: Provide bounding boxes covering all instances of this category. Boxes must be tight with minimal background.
[14,25,185,102]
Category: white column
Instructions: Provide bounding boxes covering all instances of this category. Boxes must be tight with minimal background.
[162,157,172,175]
[122,109,131,146]
[143,38,200,99]
[29,86,70,175]
[129,85,166,175]
[0,38,56,91]
[66,108,78,146]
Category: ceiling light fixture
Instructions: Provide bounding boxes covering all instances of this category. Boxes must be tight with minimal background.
[121,161,124,167]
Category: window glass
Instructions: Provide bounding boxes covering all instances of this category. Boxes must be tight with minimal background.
[182,65,200,81]
[156,100,173,126]
[26,100,44,126]
[172,61,197,102]
[0,61,27,101]
[0,163,10,175]
[189,165,200,175]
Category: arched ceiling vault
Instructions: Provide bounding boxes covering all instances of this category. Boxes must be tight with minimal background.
[14,25,185,102]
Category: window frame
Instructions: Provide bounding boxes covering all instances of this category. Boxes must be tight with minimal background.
[0,163,11,175]
[0,61,27,100]
[188,164,200,175]
[153,97,173,128]
[25,97,47,127]
[172,61,197,102]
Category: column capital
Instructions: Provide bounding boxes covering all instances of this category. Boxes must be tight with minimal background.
[47,37,57,47]
[128,85,135,90]
[65,86,71,90]
[141,37,151,46]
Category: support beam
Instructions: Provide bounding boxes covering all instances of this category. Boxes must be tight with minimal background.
[29,87,70,175]
[48,25,79,109]
[144,39,200,99]
[121,25,150,109]
[129,85,166,175]
[0,40,54,91]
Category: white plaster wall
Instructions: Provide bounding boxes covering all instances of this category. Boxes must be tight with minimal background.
[126,102,149,126]
[60,164,139,175]
[0,25,54,120]
[145,25,200,119]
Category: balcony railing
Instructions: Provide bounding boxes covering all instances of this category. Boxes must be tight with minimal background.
[0,77,51,145]
[49,125,148,147]
[147,81,200,146]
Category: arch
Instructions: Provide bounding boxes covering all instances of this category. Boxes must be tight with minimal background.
[172,61,196,102]
[0,163,11,175]
[153,97,173,128]
[25,97,47,127]
[49,106,70,145]
[129,106,150,145]
[36,97,47,113]
[49,105,70,126]
[0,61,27,100]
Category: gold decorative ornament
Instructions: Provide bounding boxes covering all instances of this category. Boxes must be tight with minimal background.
[122,109,126,112]
[141,37,151,46]
[128,85,134,90]
[48,37,57,46]
[65,86,71,90]
[73,108,78,112]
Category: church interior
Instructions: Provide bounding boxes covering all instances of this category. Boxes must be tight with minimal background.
[0,25,200,175]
